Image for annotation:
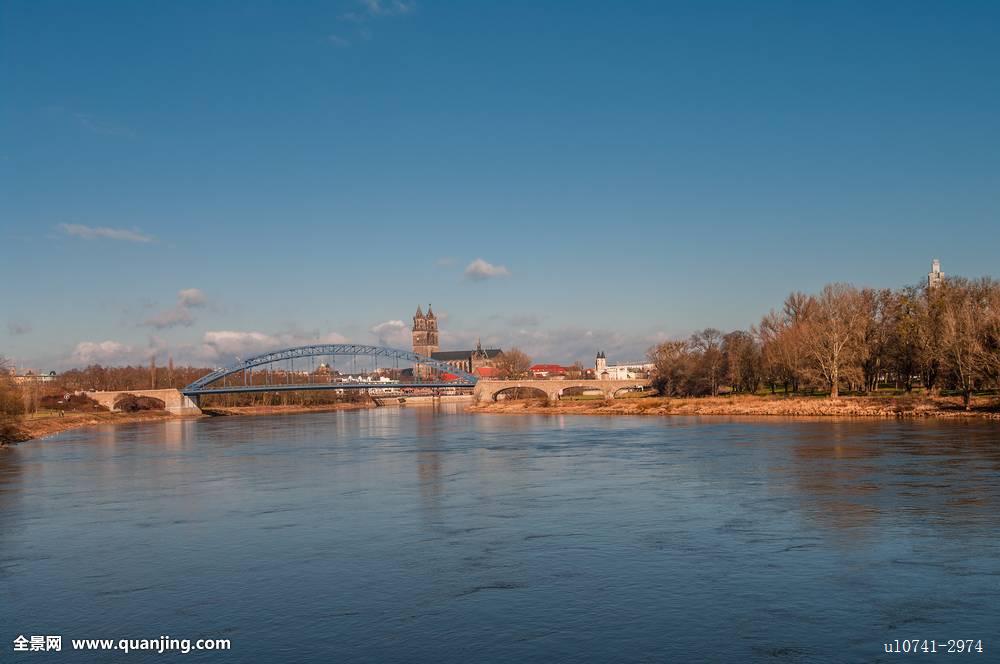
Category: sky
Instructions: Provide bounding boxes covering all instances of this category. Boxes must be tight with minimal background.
[2,0,999,370]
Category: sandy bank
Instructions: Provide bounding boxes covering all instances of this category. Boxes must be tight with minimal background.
[4,410,181,444]
[3,403,373,444]
[466,395,1000,419]
[201,402,373,417]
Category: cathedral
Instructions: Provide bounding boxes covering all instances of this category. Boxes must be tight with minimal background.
[412,304,503,376]
[410,304,439,358]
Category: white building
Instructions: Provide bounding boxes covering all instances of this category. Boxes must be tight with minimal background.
[12,369,58,385]
[928,259,945,289]
[595,351,653,380]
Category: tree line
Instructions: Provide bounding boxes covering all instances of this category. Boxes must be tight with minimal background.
[0,357,26,442]
[648,277,1000,408]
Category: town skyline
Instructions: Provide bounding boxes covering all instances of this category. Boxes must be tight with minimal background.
[1,258,973,373]
[3,2,1000,369]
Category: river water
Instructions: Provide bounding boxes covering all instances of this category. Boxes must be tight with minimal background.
[2,408,999,662]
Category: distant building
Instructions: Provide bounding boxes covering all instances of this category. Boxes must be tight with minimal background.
[473,366,499,379]
[411,304,503,376]
[12,369,58,385]
[595,351,653,380]
[433,341,504,375]
[928,259,945,289]
[529,364,568,379]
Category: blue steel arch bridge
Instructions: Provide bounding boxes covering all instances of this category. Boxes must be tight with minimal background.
[182,344,477,401]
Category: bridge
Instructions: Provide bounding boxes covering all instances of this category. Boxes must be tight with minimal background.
[473,379,650,404]
[85,345,650,415]
[181,344,476,402]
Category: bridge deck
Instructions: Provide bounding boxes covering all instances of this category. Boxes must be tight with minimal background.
[183,382,473,396]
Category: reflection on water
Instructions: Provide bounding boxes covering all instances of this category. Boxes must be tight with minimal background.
[1,412,999,662]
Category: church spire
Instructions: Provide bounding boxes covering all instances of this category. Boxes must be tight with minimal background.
[415,304,423,318]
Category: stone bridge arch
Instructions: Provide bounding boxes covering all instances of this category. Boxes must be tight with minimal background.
[473,379,650,404]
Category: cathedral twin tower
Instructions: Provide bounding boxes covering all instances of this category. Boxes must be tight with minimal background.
[411,305,439,357]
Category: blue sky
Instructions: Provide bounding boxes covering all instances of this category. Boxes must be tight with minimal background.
[2,0,999,369]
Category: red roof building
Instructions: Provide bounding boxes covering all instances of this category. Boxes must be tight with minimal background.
[529,364,569,378]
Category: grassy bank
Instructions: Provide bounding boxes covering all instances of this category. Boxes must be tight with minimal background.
[467,394,1000,419]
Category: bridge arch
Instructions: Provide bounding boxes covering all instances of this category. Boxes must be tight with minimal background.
[492,386,550,402]
[557,385,607,400]
[183,344,476,395]
[610,385,650,398]
[473,379,650,404]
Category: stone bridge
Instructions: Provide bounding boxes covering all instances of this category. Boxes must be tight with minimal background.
[473,379,651,404]
[85,388,203,416]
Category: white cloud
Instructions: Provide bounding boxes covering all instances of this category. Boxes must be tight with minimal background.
[177,288,207,308]
[145,307,195,329]
[360,0,414,16]
[198,329,349,363]
[144,288,209,329]
[63,336,172,368]
[59,223,154,243]
[328,34,351,47]
[464,258,511,281]
[71,340,134,365]
[200,331,275,358]
[369,319,410,347]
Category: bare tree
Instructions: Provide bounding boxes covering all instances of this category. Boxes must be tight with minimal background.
[938,278,993,409]
[887,286,924,391]
[800,284,863,398]
[494,348,532,379]
[648,340,691,396]
[0,356,26,441]
[690,328,724,396]
[757,307,809,394]
[856,288,895,393]
[722,330,761,394]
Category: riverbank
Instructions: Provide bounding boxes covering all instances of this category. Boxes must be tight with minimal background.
[7,394,997,446]
[2,410,180,445]
[201,402,373,417]
[1,403,379,445]
[466,394,1000,419]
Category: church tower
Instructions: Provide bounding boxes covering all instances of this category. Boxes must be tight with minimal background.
[596,351,607,377]
[425,304,439,352]
[411,304,439,357]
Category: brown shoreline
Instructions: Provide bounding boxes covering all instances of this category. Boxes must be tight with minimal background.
[465,395,1000,420]
[3,402,377,445]
[6,410,182,444]
[5,394,999,446]
[200,402,373,417]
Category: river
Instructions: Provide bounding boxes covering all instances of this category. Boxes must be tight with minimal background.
[2,408,998,662]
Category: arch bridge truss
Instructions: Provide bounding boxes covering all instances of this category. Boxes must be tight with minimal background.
[182,344,477,396]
